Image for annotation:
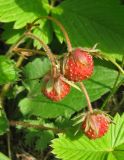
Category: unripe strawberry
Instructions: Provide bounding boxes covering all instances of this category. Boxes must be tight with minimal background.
[82,111,111,139]
[42,73,70,101]
[64,48,94,82]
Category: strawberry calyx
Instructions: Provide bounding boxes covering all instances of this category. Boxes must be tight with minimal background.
[82,110,112,139]
[42,72,70,101]
[72,109,112,139]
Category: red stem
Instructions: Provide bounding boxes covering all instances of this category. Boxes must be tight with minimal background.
[31,16,73,53]
[25,32,57,77]
[80,82,93,113]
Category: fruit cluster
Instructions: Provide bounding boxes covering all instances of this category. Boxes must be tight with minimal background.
[41,46,111,139]
[37,17,112,140]
[41,48,94,101]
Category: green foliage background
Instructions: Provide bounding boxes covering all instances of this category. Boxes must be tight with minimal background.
[0,0,124,60]
[0,0,124,159]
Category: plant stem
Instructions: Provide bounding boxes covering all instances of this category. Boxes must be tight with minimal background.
[110,59,124,75]
[16,56,25,68]
[31,16,73,53]
[7,132,12,159]
[44,150,51,160]
[9,120,62,133]
[91,52,124,76]
[0,84,11,106]
[101,55,124,110]
[101,74,120,110]
[13,47,46,56]
[80,82,93,113]
[25,32,57,77]
[119,92,124,107]
[6,34,26,58]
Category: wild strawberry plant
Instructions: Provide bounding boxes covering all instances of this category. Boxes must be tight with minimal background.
[0,0,124,160]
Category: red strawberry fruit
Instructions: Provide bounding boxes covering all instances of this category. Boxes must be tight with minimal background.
[42,73,70,101]
[64,48,94,82]
[82,110,111,139]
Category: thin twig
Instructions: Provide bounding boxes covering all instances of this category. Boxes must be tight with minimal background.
[101,55,124,110]
[6,34,26,58]
[44,150,51,160]
[13,47,67,60]
[101,73,120,110]
[15,56,25,68]
[7,132,12,159]
[111,59,124,75]
[9,120,62,133]
[0,83,11,106]
[13,48,46,56]
[119,92,124,107]
[80,82,93,113]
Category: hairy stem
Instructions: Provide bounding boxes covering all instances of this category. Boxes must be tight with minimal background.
[111,59,124,75]
[6,34,26,58]
[80,82,93,113]
[101,74,120,110]
[25,32,57,77]
[31,16,72,53]
[91,52,124,76]
[9,120,62,133]
[0,84,11,106]
[13,48,67,60]
[7,132,12,159]
[101,55,124,109]
[13,48,46,56]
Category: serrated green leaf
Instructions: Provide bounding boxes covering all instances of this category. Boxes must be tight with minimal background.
[19,59,124,118]
[107,153,116,160]
[0,0,50,29]
[111,114,124,148]
[33,20,53,49]
[23,80,41,97]
[51,114,124,160]
[0,152,11,160]
[52,0,124,60]
[0,0,52,48]
[36,130,54,150]
[23,57,51,80]
[25,129,54,151]
[23,119,54,151]
[0,56,18,85]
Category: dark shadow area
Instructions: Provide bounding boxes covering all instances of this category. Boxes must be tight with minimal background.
[120,0,124,4]
[94,58,117,71]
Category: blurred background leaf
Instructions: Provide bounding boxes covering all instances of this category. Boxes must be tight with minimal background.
[52,0,124,60]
